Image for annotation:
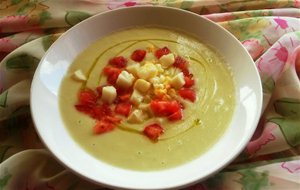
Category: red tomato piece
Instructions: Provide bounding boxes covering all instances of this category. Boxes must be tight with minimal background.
[103,66,121,75]
[103,66,121,85]
[78,89,97,105]
[143,124,164,141]
[173,56,189,76]
[183,76,195,88]
[75,104,93,115]
[155,47,171,59]
[150,100,181,117]
[93,120,115,134]
[116,87,133,102]
[108,73,120,85]
[168,110,183,121]
[96,86,103,96]
[115,102,132,117]
[103,116,121,124]
[119,94,131,102]
[131,49,146,62]
[91,103,112,120]
[108,56,127,68]
[178,88,196,102]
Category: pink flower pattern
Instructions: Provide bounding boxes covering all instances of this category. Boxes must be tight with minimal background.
[242,38,265,60]
[0,38,18,53]
[246,123,277,155]
[281,161,300,174]
[0,15,31,33]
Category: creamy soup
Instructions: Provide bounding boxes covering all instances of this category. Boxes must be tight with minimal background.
[59,27,235,171]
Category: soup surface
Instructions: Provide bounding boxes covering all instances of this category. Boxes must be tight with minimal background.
[59,27,235,170]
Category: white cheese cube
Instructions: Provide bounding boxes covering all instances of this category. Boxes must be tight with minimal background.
[130,90,144,106]
[170,72,185,89]
[72,69,87,81]
[127,109,145,124]
[134,79,151,93]
[159,53,175,68]
[116,70,135,88]
[137,62,158,80]
[101,86,116,104]
[126,64,140,76]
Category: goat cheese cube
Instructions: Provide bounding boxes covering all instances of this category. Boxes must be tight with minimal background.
[127,109,145,124]
[101,86,116,104]
[126,64,140,76]
[72,69,87,81]
[134,79,151,93]
[137,62,158,80]
[159,53,175,68]
[130,90,144,106]
[170,72,185,89]
[116,70,135,88]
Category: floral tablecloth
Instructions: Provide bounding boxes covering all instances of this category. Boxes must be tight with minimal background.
[0,0,300,189]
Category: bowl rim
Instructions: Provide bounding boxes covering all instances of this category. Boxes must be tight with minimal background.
[30,5,263,190]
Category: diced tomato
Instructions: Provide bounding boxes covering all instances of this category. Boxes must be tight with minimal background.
[93,120,115,134]
[118,93,131,102]
[108,73,120,85]
[143,124,164,141]
[150,100,181,117]
[78,89,97,105]
[96,86,103,96]
[116,87,133,102]
[178,88,196,102]
[103,116,121,124]
[75,104,93,115]
[91,103,112,120]
[173,56,189,76]
[108,56,127,68]
[168,110,183,121]
[131,49,146,62]
[184,75,195,88]
[155,47,171,59]
[103,66,121,85]
[103,66,121,76]
[115,102,132,117]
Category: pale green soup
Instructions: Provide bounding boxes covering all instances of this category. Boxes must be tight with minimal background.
[59,27,235,171]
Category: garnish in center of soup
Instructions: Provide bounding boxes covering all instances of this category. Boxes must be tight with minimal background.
[74,45,197,141]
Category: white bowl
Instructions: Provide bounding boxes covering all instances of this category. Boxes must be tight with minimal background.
[31,6,262,190]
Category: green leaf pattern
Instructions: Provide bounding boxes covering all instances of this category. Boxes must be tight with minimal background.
[0,146,11,163]
[65,11,91,26]
[0,91,8,108]
[237,169,269,190]
[39,10,52,24]
[0,169,12,190]
[42,35,57,51]
[5,54,40,70]
[274,98,300,117]
[262,76,275,93]
[270,98,300,147]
